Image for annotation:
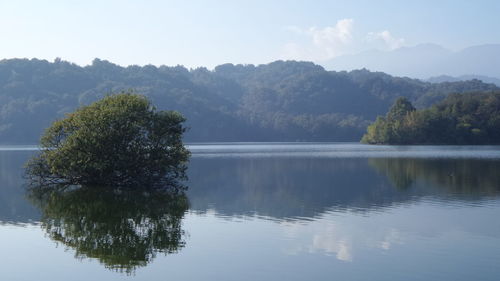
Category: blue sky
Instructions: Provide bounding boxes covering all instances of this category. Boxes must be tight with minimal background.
[0,0,498,68]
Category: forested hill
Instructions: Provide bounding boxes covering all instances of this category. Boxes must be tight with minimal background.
[0,58,498,143]
[362,92,500,145]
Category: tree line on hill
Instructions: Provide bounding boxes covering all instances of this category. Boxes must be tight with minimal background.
[362,92,500,144]
[0,58,497,143]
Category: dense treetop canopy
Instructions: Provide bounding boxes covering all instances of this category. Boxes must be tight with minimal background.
[27,93,190,188]
[362,91,500,144]
[0,58,497,143]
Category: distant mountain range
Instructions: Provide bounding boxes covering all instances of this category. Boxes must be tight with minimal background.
[323,44,500,80]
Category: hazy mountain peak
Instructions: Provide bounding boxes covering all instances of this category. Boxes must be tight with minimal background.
[461,43,500,52]
[397,43,450,52]
[323,43,500,79]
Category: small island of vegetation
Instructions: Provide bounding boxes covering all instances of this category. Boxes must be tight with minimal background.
[361,91,500,144]
[27,93,190,189]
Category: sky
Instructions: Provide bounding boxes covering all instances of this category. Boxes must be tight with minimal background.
[0,0,499,68]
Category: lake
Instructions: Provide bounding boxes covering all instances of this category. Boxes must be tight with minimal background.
[1,143,500,281]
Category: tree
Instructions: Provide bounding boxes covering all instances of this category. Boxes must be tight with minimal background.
[361,97,416,144]
[26,92,190,188]
[386,97,416,121]
[361,116,392,144]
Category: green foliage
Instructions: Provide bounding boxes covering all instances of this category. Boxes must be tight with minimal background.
[386,97,416,121]
[27,93,190,188]
[28,185,188,274]
[362,92,500,144]
[361,97,416,144]
[0,58,497,143]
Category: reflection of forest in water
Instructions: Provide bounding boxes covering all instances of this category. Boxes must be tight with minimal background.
[187,157,500,219]
[1,150,500,225]
[28,186,189,274]
[369,158,500,195]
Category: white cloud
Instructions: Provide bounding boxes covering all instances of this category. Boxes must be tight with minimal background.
[282,19,355,61]
[367,30,405,50]
[282,20,406,62]
[309,18,354,58]
[281,221,354,262]
[312,233,353,262]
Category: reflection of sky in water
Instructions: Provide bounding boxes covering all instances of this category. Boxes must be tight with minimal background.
[178,201,500,281]
[2,201,500,281]
[275,201,500,264]
[282,221,355,261]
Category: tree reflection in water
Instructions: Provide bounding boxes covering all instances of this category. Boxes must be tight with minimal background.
[369,158,500,195]
[28,185,189,274]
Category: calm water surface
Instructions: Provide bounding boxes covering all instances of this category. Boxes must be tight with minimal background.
[1,143,499,281]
